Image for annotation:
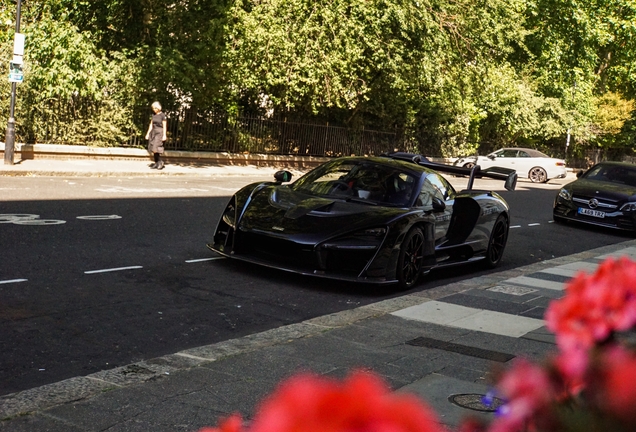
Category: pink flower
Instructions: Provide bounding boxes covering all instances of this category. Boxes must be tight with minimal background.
[551,347,589,397]
[489,358,558,432]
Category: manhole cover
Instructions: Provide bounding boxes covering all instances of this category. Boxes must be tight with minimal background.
[448,393,505,412]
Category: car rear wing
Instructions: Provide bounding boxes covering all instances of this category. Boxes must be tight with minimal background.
[384,152,517,191]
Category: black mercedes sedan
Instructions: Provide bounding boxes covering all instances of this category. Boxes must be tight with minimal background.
[553,161,636,231]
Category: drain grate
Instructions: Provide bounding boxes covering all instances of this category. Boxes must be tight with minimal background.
[405,336,515,362]
[449,393,505,412]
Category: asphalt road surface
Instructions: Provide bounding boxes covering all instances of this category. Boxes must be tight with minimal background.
[0,174,631,396]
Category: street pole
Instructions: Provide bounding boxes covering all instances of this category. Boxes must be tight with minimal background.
[4,0,22,165]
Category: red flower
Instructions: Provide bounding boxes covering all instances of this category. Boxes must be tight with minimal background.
[456,417,488,432]
[545,257,636,351]
[201,371,445,432]
[588,344,636,426]
[200,414,244,432]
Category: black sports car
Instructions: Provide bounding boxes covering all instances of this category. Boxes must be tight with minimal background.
[208,153,517,289]
[553,161,636,231]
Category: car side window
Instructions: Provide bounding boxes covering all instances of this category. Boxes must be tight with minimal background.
[416,173,452,207]
[518,151,530,158]
[501,150,518,158]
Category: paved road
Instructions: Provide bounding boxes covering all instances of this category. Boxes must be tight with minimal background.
[0,174,630,396]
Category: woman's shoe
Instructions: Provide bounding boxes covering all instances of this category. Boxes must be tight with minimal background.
[156,160,164,170]
[150,163,157,169]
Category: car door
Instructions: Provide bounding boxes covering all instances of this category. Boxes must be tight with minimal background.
[478,149,512,170]
[491,149,520,171]
[515,150,535,176]
[415,172,454,242]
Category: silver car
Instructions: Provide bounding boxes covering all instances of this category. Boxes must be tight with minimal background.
[454,148,567,183]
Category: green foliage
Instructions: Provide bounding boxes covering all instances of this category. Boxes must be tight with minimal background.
[0,0,142,145]
[0,0,634,156]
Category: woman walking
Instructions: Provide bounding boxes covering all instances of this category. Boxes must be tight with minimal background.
[145,101,167,170]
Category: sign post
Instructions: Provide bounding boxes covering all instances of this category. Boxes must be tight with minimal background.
[4,0,23,165]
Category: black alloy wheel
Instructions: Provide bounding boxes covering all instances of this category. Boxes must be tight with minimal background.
[397,227,425,289]
[485,215,509,268]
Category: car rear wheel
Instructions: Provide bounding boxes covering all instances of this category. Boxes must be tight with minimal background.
[485,215,509,268]
[397,227,425,289]
[529,167,548,183]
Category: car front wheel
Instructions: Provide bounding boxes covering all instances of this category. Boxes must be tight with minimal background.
[529,167,548,183]
[485,215,509,268]
[397,227,425,289]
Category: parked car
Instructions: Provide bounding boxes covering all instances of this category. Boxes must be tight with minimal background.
[454,147,566,183]
[553,161,636,232]
[207,153,517,289]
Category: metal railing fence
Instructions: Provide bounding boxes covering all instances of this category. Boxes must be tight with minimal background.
[128,107,406,157]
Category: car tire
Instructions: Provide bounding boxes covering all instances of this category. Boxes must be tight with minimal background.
[396,227,425,290]
[529,167,548,183]
[485,215,509,268]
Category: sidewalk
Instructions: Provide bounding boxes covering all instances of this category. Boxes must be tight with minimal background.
[0,143,327,178]
[2,226,635,431]
[0,157,298,178]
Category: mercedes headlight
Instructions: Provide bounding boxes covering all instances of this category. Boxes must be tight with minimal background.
[620,202,636,212]
[558,188,572,201]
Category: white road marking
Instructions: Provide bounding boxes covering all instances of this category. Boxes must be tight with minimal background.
[528,223,540,226]
[13,219,66,225]
[76,215,122,220]
[510,225,521,228]
[96,186,210,193]
[0,279,28,285]
[0,214,39,223]
[185,257,226,263]
[84,266,143,274]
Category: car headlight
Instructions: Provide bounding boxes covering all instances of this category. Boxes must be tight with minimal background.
[356,227,387,237]
[620,202,636,212]
[558,188,572,201]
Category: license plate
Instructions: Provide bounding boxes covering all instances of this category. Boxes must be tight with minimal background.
[579,208,605,218]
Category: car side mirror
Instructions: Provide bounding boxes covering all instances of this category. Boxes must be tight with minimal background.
[576,169,584,178]
[274,170,293,182]
[487,154,496,160]
[431,197,446,212]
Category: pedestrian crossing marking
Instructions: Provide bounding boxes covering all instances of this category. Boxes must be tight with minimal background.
[392,301,544,338]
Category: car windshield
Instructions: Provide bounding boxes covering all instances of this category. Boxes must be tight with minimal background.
[290,159,418,206]
[584,164,636,187]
